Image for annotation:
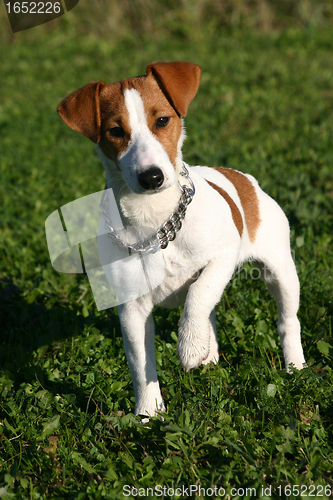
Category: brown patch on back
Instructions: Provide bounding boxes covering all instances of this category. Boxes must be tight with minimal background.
[207,180,243,238]
[214,168,261,242]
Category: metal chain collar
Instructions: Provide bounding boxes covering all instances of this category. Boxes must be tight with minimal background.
[99,163,195,255]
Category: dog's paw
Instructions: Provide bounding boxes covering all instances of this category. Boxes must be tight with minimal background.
[286,360,307,373]
[140,412,164,424]
[135,400,165,420]
[201,347,219,366]
[177,317,210,371]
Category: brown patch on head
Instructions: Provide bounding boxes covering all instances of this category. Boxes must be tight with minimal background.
[57,81,107,143]
[135,75,183,165]
[214,168,261,242]
[98,81,131,165]
[207,180,243,237]
[57,62,200,169]
[98,76,183,168]
[146,61,201,118]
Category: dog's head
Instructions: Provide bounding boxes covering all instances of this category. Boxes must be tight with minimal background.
[57,62,201,194]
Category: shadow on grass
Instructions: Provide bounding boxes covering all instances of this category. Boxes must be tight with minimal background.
[0,277,123,413]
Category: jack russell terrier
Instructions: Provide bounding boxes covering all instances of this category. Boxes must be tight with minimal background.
[57,61,306,417]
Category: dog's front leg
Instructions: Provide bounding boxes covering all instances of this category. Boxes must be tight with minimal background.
[178,256,237,371]
[118,300,165,417]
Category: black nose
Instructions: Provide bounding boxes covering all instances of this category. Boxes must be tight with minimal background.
[138,167,164,190]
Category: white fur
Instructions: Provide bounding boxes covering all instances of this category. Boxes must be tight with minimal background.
[98,87,306,418]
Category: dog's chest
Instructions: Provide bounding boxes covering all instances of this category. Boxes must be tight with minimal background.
[151,244,203,308]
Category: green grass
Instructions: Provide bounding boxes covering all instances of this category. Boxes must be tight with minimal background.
[1,7,333,499]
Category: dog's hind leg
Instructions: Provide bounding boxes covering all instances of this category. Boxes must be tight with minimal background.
[255,254,306,371]
[118,300,165,417]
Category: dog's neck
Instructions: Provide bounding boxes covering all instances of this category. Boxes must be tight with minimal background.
[98,150,184,229]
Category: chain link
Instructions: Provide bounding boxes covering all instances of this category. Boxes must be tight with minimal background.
[99,163,195,255]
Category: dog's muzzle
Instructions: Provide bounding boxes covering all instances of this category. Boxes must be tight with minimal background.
[138,166,164,190]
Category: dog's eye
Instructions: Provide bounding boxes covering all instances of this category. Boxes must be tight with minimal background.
[156,117,170,128]
[108,126,125,138]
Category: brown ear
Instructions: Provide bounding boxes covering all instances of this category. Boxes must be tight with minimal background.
[146,61,201,117]
[57,81,107,143]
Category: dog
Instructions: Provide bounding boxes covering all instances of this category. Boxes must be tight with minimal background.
[57,61,306,417]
